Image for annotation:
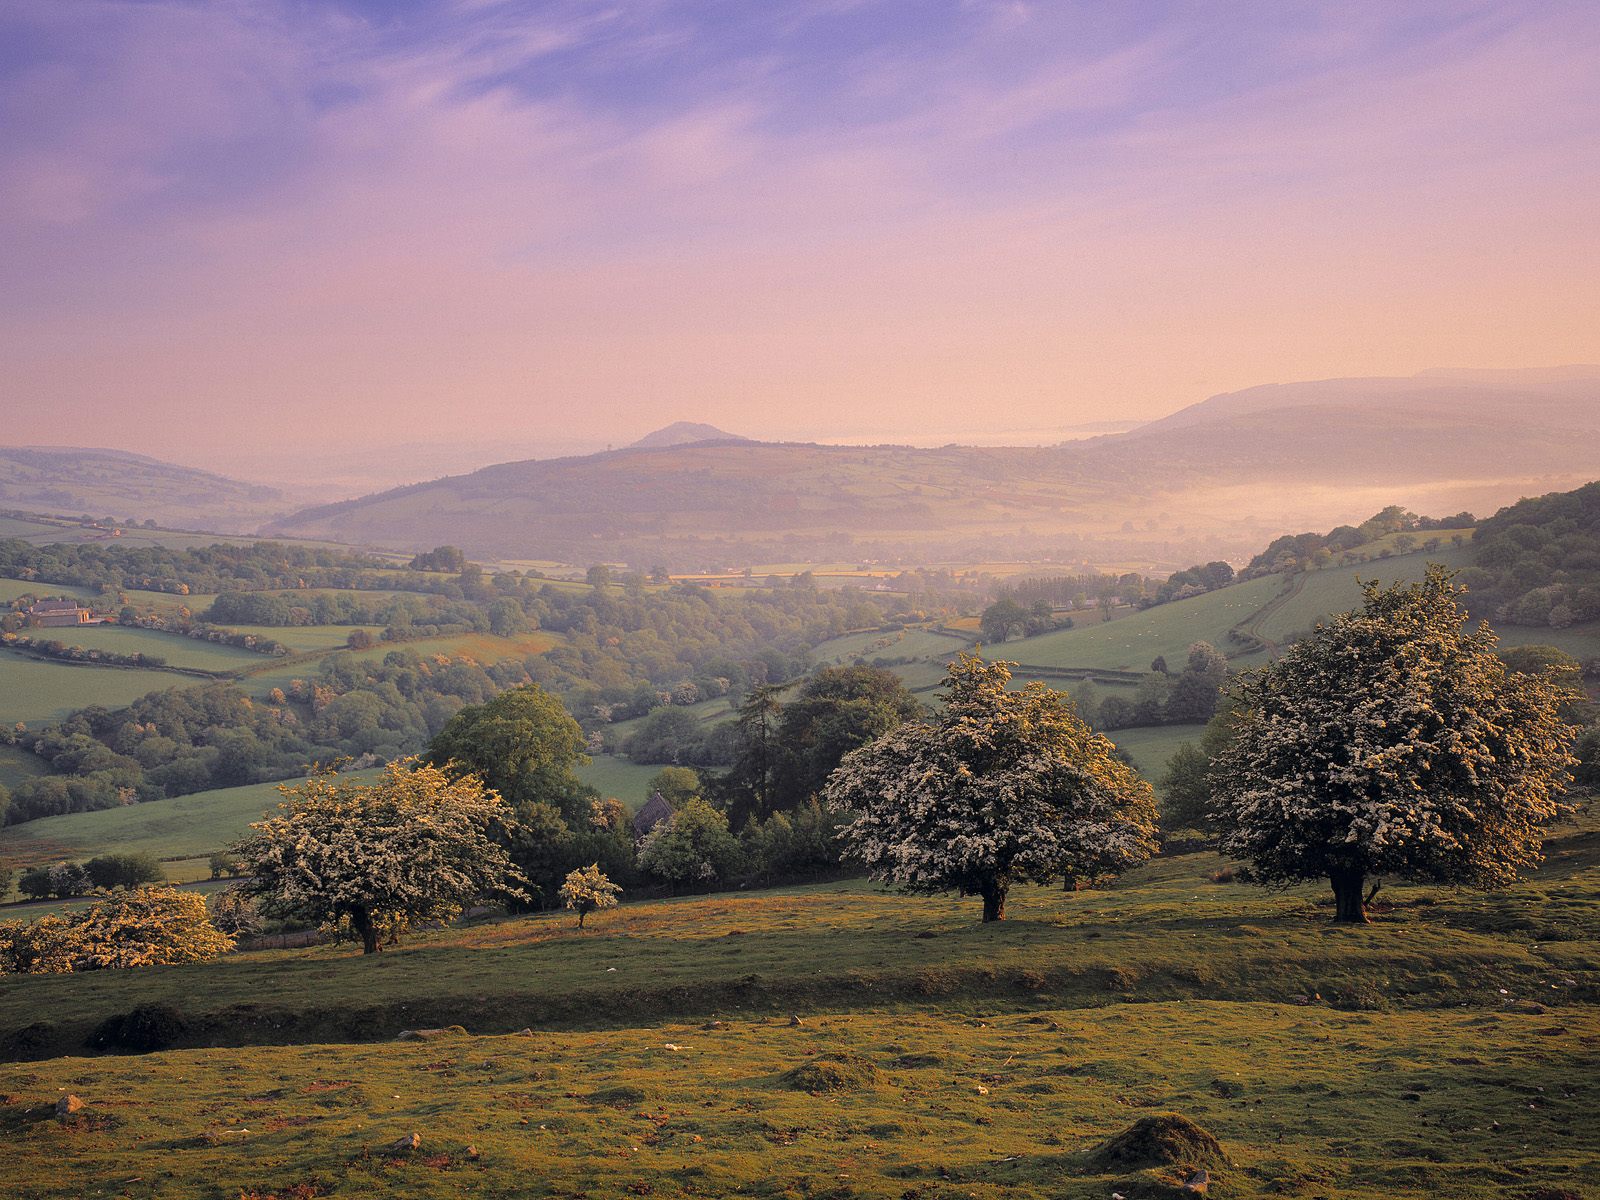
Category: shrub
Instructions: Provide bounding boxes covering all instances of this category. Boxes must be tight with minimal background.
[92,1003,191,1053]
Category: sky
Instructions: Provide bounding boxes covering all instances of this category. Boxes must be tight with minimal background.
[2,0,1599,477]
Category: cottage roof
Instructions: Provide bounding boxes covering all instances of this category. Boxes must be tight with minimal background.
[632,792,674,838]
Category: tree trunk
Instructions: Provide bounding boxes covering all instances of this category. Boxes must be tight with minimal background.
[1062,874,1081,893]
[350,907,381,954]
[1330,869,1369,924]
[980,879,1008,922]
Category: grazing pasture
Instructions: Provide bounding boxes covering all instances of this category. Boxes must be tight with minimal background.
[990,575,1283,673]
[19,624,264,673]
[0,577,99,605]
[1108,724,1206,784]
[0,772,386,877]
[221,623,388,653]
[0,745,49,789]
[576,754,663,807]
[811,626,973,666]
[0,652,184,728]
[1248,546,1474,645]
[1,808,1594,1199]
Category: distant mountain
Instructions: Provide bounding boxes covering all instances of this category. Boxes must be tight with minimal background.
[0,446,288,533]
[264,370,1600,567]
[629,422,748,449]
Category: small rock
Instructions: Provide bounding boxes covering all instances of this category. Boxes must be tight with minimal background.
[1183,1169,1210,1196]
[789,1015,804,1027]
[663,1043,683,1051]
[975,1085,989,1095]
[1505,1000,1547,1015]
[466,1145,480,1160]
[387,1132,422,1154]
[55,1095,85,1120]
[396,1027,465,1041]
[701,1020,727,1031]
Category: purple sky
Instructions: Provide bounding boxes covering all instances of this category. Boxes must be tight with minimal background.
[3,1,1598,475]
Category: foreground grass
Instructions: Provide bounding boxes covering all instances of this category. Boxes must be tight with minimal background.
[4,1001,1594,1199]
[3,815,1594,1060]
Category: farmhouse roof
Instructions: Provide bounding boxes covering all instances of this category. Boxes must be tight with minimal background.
[29,599,85,612]
[632,792,674,839]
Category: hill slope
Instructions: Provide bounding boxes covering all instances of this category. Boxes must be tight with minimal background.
[265,370,1600,564]
[629,421,748,448]
[0,447,288,532]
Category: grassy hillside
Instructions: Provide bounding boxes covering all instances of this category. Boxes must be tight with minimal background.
[0,576,98,604]
[1,810,1594,1198]
[0,758,654,888]
[0,745,48,789]
[1108,724,1206,786]
[0,449,292,533]
[19,624,265,672]
[989,575,1285,673]
[575,754,662,806]
[0,653,188,727]
[811,626,973,666]
[0,772,385,879]
[1248,545,1474,644]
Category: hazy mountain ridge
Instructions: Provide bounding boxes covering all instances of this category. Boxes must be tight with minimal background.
[0,446,287,533]
[629,422,749,449]
[263,372,1600,565]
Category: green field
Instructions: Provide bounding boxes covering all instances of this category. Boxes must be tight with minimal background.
[0,772,385,875]
[0,652,184,728]
[221,623,387,653]
[18,624,264,673]
[575,754,663,806]
[0,577,99,604]
[1,811,1595,1198]
[810,626,974,666]
[1248,546,1475,644]
[1107,724,1206,785]
[991,575,1285,673]
[0,744,49,789]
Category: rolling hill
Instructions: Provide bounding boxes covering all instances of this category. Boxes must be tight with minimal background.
[0,447,289,533]
[628,421,748,448]
[264,369,1600,565]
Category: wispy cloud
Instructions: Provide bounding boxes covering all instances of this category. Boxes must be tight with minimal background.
[1,0,1597,461]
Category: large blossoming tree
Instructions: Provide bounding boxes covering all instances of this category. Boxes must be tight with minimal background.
[232,760,526,953]
[825,654,1158,921]
[1212,568,1577,924]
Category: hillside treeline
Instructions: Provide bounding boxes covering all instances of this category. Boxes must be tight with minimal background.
[1239,506,1475,579]
[0,582,931,825]
[1456,481,1600,627]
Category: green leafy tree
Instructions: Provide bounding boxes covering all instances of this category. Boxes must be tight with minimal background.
[1212,569,1577,924]
[767,666,923,815]
[826,655,1158,921]
[638,798,744,890]
[647,766,702,807]
[980,598,1027,643]
[558,864,622,928]
[232,761,526,953]
[85,852,165,891]
[424,685,589,820]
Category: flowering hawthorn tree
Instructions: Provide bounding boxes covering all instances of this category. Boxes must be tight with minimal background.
[232,760,526,953]
[825,654,1159,921]
[1212,568,1577,923]
[558,863,622,928]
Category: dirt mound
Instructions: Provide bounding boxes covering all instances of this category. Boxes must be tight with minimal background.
[1089,1113,1226,1170]
[782,1055,881,1093]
